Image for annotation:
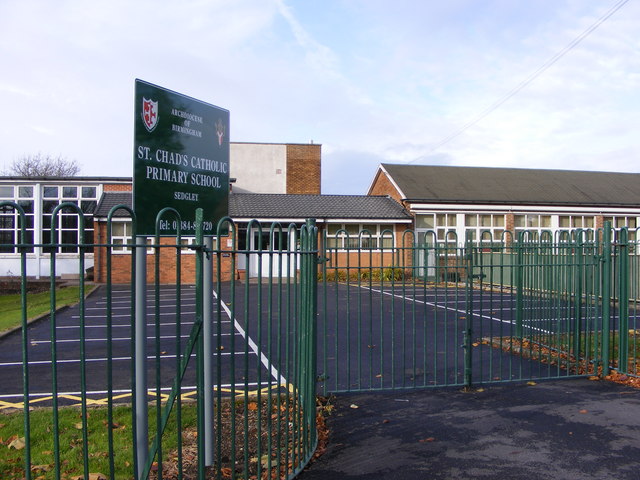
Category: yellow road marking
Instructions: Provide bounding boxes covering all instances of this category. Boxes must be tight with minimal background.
[0,384,294,411]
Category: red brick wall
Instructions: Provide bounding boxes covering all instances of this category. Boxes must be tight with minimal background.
[321,227,414,277]
[103,183,132,192]
[368,170,402,204]
[286,144,321,194]
[94,220,235,284]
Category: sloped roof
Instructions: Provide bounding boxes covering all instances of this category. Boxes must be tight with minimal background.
[94,192,135,217]
[229,193,411,220]
[380,164,640,207]
[94,192,412,221]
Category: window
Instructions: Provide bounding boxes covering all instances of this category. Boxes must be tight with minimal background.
[415,213,458,244]
[559,215,595,229]
[325,223,394,250]
[110,221,134,252]
[0,186,35,253]
[112,221,215,254]
[604,216,638,247]
[464,214,505,243]
[513,214,551,240]
[41,183,98,253]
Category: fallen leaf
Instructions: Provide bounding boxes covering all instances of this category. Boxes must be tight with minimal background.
[588,376,599,381]
[247,402,258,411]
[74,422,83,430]
[476,388,485,392]
[579,409,588,414]
[382,419,390,424]
[8,437,25,450]
[350,404,359,409]
[526,381,536,386]
[419,437,436,443]
[375,374,382,378]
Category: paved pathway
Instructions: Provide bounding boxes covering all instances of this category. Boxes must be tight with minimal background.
[300,378,640,479]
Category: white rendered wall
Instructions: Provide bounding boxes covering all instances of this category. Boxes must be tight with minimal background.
[230,143,287,194]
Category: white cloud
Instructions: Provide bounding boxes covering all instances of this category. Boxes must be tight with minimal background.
[0,0,638,191]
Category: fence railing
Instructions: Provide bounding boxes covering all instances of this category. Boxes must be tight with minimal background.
[4,202,640,478]
[318,224,639,394]
[0,201,318,480]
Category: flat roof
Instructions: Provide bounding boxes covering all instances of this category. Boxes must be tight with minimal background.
[0,176,132,182]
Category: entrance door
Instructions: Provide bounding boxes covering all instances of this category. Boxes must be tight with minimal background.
[248,228,299,278]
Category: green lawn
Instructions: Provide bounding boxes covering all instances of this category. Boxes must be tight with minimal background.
[0,403,197,480]
[0,285,97,334]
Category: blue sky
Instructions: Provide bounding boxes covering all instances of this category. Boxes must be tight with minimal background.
[0,0,637,193]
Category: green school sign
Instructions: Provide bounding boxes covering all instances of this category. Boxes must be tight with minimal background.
[133,79,230,236]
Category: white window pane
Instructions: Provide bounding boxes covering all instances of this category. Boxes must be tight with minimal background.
[416,215,434,229]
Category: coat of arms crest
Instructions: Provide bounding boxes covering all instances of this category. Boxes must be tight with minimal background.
[142,97,159,132]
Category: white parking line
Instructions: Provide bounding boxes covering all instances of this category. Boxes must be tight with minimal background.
[28,333,235,345]
[54,320,231,330]
[213,290,287,386]
[0,350,251,367]
[87,302,198,311]
[71,311,197,318]
[359,285,554,335]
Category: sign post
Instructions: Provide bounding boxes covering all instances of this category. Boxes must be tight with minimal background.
[133,79,229,472]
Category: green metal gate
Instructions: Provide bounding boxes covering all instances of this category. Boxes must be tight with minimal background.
[318,224,638,394]
[0,201,319,480]
[5,198,640,479]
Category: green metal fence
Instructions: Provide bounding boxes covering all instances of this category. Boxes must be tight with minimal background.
[0,201,318,480]
[5,200,640,478]
[318,224,640,394]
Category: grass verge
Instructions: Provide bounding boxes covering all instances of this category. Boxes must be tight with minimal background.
[0,396,330,480]
[0,285,97,334]
[488,331,640,381]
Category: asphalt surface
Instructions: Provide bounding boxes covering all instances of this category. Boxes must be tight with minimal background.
[299,378,640,480]
[5,284,640,479]
[0,284,279,407]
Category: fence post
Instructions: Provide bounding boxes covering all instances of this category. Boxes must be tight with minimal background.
[601,222,612,376]
[194,208,206,476]
[618,228,629,373]
[300,219,318,450]
[134,236,149,479]
[515,234,524,338]
[464,231,474,389]
[203,235,215,466]
[573,235,584,361]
